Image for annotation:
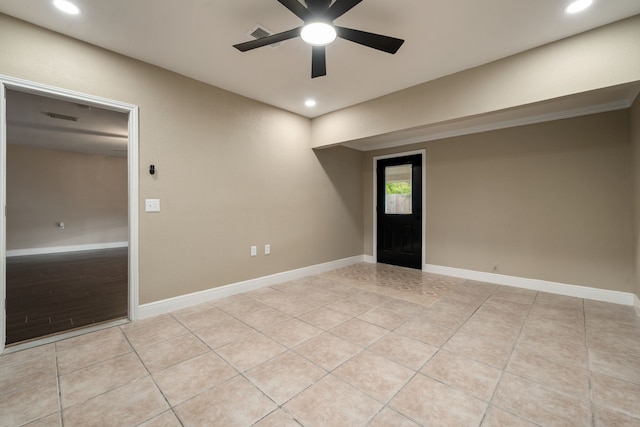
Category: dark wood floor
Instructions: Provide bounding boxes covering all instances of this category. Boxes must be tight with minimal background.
[6,247,128,345]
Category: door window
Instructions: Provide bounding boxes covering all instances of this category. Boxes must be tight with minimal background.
[385,164,412,214]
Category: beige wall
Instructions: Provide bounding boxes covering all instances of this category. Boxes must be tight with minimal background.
[6,145,128,251]
[364,111,635,292]
[631,96,640,299]
[313,15,640,148]
[0,14,364,304]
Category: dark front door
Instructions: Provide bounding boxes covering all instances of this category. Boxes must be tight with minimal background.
[376,154,422,269]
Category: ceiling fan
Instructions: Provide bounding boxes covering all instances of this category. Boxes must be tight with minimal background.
[233,0,405,78]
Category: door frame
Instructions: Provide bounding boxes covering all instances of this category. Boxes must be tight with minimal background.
[0,75,139,354]
[372,149,426,270]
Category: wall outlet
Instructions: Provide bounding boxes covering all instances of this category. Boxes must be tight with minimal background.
[264,244,270,255]
[250,246,257,257]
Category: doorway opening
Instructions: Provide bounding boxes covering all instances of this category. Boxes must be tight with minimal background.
[374,151,425,270]
[1,76,139,353]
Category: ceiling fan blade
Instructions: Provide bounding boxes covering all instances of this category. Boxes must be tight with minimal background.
[233,27,302,52]
[335,26,404,54]
[311,46,327,78]
[277,0,311,21]
[326,0,362,20]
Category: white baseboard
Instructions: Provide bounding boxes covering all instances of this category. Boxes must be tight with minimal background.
[363,255,376,264]
[136,257,640,320]
[6,241,129,257]
[424,264,636,306]
[138,255,365,319]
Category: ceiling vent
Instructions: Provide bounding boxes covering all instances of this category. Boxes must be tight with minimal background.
[248,25,281,48]
[45,112,78,121]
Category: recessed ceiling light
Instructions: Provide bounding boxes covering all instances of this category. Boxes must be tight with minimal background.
[53,0,81,15]
[305,99,317,108]
[565,0,592,14]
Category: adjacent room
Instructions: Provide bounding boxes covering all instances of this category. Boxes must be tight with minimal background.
[0,0,639,426]
[5,90,129,344]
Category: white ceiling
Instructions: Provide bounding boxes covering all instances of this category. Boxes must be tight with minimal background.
[0,0,639,119]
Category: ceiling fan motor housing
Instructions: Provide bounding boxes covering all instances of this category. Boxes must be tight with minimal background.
[305,0,332,15]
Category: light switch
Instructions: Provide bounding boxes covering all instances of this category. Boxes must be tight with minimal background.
[145,198,160,212]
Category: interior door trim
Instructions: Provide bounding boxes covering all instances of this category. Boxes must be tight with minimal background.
[372,149,426,270]
[0,75,140,354]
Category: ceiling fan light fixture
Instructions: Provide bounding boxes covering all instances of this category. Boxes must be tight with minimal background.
[301,22,337,46]
[565,0,592,14]
[232,0,405,78]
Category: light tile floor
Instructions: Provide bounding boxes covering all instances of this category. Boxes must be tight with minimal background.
[2,263,640,426]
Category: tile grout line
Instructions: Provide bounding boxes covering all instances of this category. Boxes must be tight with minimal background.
[584,298,597,427]
[354,279,493,426]
[484,292,598,425]
[479,287,539,426]
[55,342,64,427]
[118,326,184,427]
[384,285,481,422]
[166,310,263,426]
[59,335,140,415]
[360,276,486,424]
